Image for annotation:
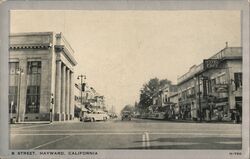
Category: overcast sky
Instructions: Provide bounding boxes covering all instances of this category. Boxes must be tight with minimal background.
[11,10,241,113]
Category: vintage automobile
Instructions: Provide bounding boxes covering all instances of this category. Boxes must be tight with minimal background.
[83,110,109,122]
[121,111,132,120]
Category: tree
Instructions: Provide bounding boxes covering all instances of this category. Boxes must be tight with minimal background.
[138,77,172,111]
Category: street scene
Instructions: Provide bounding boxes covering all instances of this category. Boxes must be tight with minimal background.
[8,10,242,150]
[10,119,241,149]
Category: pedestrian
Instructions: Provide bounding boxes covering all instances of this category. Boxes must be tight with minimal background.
[231,110,235,123]
[236,110,240,123]
[208,109,212,121]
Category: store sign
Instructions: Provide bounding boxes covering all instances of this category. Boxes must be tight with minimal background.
[203,59,220,70]
[214,84,228,93]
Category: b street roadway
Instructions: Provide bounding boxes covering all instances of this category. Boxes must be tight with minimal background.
[10,118,241,149]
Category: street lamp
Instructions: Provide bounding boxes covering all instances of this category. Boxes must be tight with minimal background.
[195,74,208,122]
[16,68,24,123]
[50,93,54,123]
[197,75,202,122]
[193,75,202,122]
[77,75,86,105]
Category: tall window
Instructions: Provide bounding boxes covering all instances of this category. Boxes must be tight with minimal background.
[26,86,40,113]
[9,62,19,113]
[26,61,41,113]
[234,72,242,90]
[165,94,168,102]
[203,79,208,97]
[208,80,212,94]
[211,79,216,93]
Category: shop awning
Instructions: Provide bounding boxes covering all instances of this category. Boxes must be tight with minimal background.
[75,103,82,109]
[81,107,89,112]
[75,104,89,112]
[215,102,228,107]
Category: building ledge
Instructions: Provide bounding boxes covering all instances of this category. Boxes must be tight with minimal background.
[9,43,52,50]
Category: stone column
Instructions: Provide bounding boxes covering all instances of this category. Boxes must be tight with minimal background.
[70,71,74,120]
[65,68,70,120]
[17,59,27,122]
[61,64,66,121]
[55,60,61,121]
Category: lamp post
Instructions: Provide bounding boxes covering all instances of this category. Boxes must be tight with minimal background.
[77,75,86,105]
[16,68,24,123]
[50,93,54,123]
[197,75,202,122]
[194,75,202,122]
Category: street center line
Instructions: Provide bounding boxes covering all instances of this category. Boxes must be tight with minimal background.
[32,135,73,150]
[145,132,150,149]
[142,134,145,148]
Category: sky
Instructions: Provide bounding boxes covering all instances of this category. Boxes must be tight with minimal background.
[10,10,241,113]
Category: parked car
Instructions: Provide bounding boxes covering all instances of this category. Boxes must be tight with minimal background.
[121,111,132,120]
[84,110,109,122]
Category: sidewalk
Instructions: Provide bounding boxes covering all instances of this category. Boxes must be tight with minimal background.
[10,118,81,125]
[11,121,50,124]
[137,117,239,124]
[168,119,237,124]
[50,117,81,124]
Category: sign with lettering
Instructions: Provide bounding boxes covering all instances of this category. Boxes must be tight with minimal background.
[203,59,220,70]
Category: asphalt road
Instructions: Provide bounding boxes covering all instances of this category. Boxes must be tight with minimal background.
[10,118,242,150]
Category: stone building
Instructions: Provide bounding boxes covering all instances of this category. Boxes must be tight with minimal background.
[177,46,242,121]
[9,32,77,122]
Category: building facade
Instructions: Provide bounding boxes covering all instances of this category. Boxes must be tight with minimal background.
[148,84,178,119]
[74,83,106,118]
[9,32,77,122]
[168,92,179,118]
[177,46,242,121]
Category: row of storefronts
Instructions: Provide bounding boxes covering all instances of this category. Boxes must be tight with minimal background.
[177,46,242,122]
[145,46,242,122]
[74,83,107,118]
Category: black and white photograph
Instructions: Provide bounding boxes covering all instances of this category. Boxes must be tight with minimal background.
[0,1,249,159]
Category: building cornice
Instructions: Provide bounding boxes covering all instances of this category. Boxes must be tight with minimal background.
[10,32,54,37]
[55,45,77,66]
[9,43,52,50]
[177,47,242,85]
